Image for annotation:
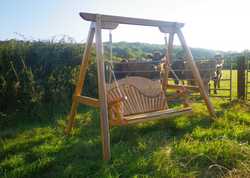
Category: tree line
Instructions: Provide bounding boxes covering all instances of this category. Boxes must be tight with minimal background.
[0,39,245,125]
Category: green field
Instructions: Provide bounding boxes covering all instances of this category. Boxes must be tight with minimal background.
[1,71,250,178]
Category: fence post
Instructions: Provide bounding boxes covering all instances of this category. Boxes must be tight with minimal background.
[246,58,249,99]
[237,56,246,100]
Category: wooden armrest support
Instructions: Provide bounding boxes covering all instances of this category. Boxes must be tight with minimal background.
[108,96,126,106]
[75,95,99,108]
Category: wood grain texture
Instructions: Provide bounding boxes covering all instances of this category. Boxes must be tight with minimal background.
[107,77,166,116]
[76,95,99,108]
[176,29,215,117]
[96,15,111,160]
[65,23,95,135]
[110,107,192,126]
[79,12,184,29]
[107,76,163,96]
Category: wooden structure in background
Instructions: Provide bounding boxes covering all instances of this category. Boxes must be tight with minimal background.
[237,56,246,100]
[246,58,250,100]
[65,12,215,160]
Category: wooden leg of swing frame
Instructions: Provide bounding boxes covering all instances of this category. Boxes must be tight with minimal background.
[65,99,78,134]
[65,23,95,134]
[96,15,111,160]
[176,28,216,117]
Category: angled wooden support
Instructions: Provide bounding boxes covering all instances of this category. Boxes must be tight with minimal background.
[76,95,99,108]
[65,23,95,134]
[95,15,111,160]
[176,28,216,117]
[65,18,111,160]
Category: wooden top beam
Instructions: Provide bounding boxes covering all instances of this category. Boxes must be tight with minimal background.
[79,12,184,29]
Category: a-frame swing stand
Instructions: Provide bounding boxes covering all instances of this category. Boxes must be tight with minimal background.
[65,12,215,160]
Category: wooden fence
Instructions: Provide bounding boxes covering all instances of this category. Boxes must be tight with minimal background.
[245,58,250,100]
[236,56,250,100]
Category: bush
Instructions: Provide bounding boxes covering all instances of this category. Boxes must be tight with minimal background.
[0,40,98,124]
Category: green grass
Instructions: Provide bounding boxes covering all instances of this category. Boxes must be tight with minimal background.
[1,70,250,178]
[1,100,250,178]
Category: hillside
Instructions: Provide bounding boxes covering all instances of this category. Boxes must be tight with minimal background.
[104,41,220,60]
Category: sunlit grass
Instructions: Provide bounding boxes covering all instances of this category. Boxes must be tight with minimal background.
[1,99,250,178]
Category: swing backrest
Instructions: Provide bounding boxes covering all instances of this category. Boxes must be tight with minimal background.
[107,76,166,116]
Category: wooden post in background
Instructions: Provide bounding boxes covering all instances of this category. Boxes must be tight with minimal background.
[237,56,246,100]
[229,57,233,101]
[95,15,111,160]
[246,57,250,100]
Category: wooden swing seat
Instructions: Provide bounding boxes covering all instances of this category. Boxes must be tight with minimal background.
[107,76,192,126]
[110,107,192,126]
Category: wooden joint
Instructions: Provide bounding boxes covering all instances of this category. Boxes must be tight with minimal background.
[108,96,126,107]
[110,119,128,126]
[92,21,119,30]
[101,22,119,29]
[159,26,176,33]
[75,95,100,108]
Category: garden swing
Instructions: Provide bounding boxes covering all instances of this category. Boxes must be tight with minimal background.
[106,30,193,126]
[65,12,215,160]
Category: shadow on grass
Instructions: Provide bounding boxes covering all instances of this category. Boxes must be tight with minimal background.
[0,104,218,178]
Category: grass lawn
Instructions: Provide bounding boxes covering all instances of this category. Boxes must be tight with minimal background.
[1,71,250,178]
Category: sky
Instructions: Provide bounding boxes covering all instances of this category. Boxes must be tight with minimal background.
[1,0,250,51]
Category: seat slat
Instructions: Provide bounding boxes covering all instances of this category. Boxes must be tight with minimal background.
[121,87,132,115]
[151,97,154,110]
[146,97,150,112]
[125,107,191,119]
[139,90,145,113]
[125,86,136,114]
[129,86,139,113]
[134,86,144,112]
[149,97,152,111]
[131,86,141,113]
[160,93,165,109]
[158,94,161,109]
[110,107,192,126]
